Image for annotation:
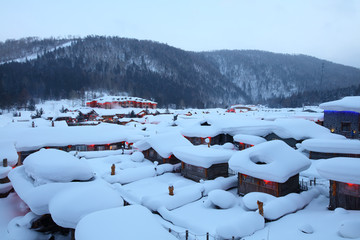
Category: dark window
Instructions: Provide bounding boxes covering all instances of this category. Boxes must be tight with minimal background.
[341,122,351,132]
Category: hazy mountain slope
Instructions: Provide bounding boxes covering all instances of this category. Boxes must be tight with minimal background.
[203,50,360,102]
[0,36,359,108]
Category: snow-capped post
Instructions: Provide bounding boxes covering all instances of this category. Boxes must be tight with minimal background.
[257,200,264,216]
[32,121,35,128]
[185,230,189,240]
[168,184,174,196]
[206,232,209,240]
[51,121,54,127]
[205,137,210,148]
[2,158,7,167]
[111,164,116,176]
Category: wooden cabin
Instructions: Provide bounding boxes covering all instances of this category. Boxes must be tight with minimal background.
[134,132,192,165]
[317,157,360,210]
[320,96,360,139]
[237,173,300,197]
[229,140,310,197]
[142,148,180,164]
[301,139,360,160]
[173,145,233,182]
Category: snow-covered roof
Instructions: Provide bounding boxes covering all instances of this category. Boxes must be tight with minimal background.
[319,96,360,113]
[0,141,18,166]
[229,140,311,183]
[316,157,360,184]
[233,134,266,145]
[23,149,94,184]
[134,132,192,158]
[173,145,235,168]
[53,111,78,121]
[49,180,124,228]
[181,125,222,138]
[12,124,144,151]
[75,205,177,240]
[301,138,360,154]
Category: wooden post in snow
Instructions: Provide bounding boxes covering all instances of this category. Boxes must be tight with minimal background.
[51,121,54,127]
[257,200,264,216]
[32,121,35,128]
[111,164,116,176]
[3,158,7,167]
[169,185,174,196]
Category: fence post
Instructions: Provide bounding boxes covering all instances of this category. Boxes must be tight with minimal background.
[32,121,35,128]
[3,158,7,167]
[257,200,264,216]
[186,230,189,240]
[206,232,209,240]
[314,178,316,186]
[111,164,116,175]
[232,236,235,240]
[169,228,171,233]
[169,185,174,196]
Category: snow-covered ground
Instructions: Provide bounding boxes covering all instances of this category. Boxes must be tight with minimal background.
[0,99,359,240]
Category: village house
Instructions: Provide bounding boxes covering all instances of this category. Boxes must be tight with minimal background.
[173,145,234,181]
[301,138,360,159]
[320,96,360,139]
[317,157,360,210]
[181,121,234,146]
[86,96,157,109]
[229,140,310,197]
[133,132,192,165]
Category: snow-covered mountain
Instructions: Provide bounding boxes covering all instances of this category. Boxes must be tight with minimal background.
[0,36,359,108]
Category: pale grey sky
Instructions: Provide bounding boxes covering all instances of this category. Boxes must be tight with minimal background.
[1,0,359,68]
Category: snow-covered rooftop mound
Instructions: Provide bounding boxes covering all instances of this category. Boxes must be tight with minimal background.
[49,180,124,228]
[316,157,360,184]
[75,205,177,240]
[320,96,360,113]
[229,140,310,183]
[173,145,235,168]
[23,149,94,184]
[301,138,360,154]
[233,134,266,145]
[0,141,18,166]
[134,132,192,158]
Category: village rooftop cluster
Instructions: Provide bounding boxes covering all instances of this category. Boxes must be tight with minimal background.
[0,96,360,240]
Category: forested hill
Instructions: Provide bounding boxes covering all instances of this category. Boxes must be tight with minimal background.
[0,36,359,109]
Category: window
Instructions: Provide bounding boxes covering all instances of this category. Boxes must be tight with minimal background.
[341,122,351,132]
[75,145,88,151]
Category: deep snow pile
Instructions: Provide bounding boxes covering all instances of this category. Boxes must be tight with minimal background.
[75,205,177,240]
[49,180,124,228]
[301,138,360,154]
[316,157,360,184]
[229,140,311,183]
[23,149,94,185]
[173,145,235,168]
[319,96,360,113]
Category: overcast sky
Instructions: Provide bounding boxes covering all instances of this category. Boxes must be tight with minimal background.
[1,0,359,68]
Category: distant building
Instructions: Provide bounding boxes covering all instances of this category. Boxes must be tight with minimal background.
[320,96,360,139]
[86,96,157,109]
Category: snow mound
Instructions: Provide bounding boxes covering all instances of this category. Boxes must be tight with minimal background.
[320,96,360,113]
[316,157,360,184]
[0,141,18,166]
[130,152,144,162]
[205,189,236,209]
[49,180,124,229]
[338,220,360,239]
[216,212,264,239]
[75,205,177,240]
[243,192,276,210]
[299,224,314,234]
[229,140,310,183]
[263,188,320,220]
[23,149,94,185]
[103,165,156,184]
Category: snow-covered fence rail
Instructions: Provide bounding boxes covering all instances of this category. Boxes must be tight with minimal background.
[168,228,236,240]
